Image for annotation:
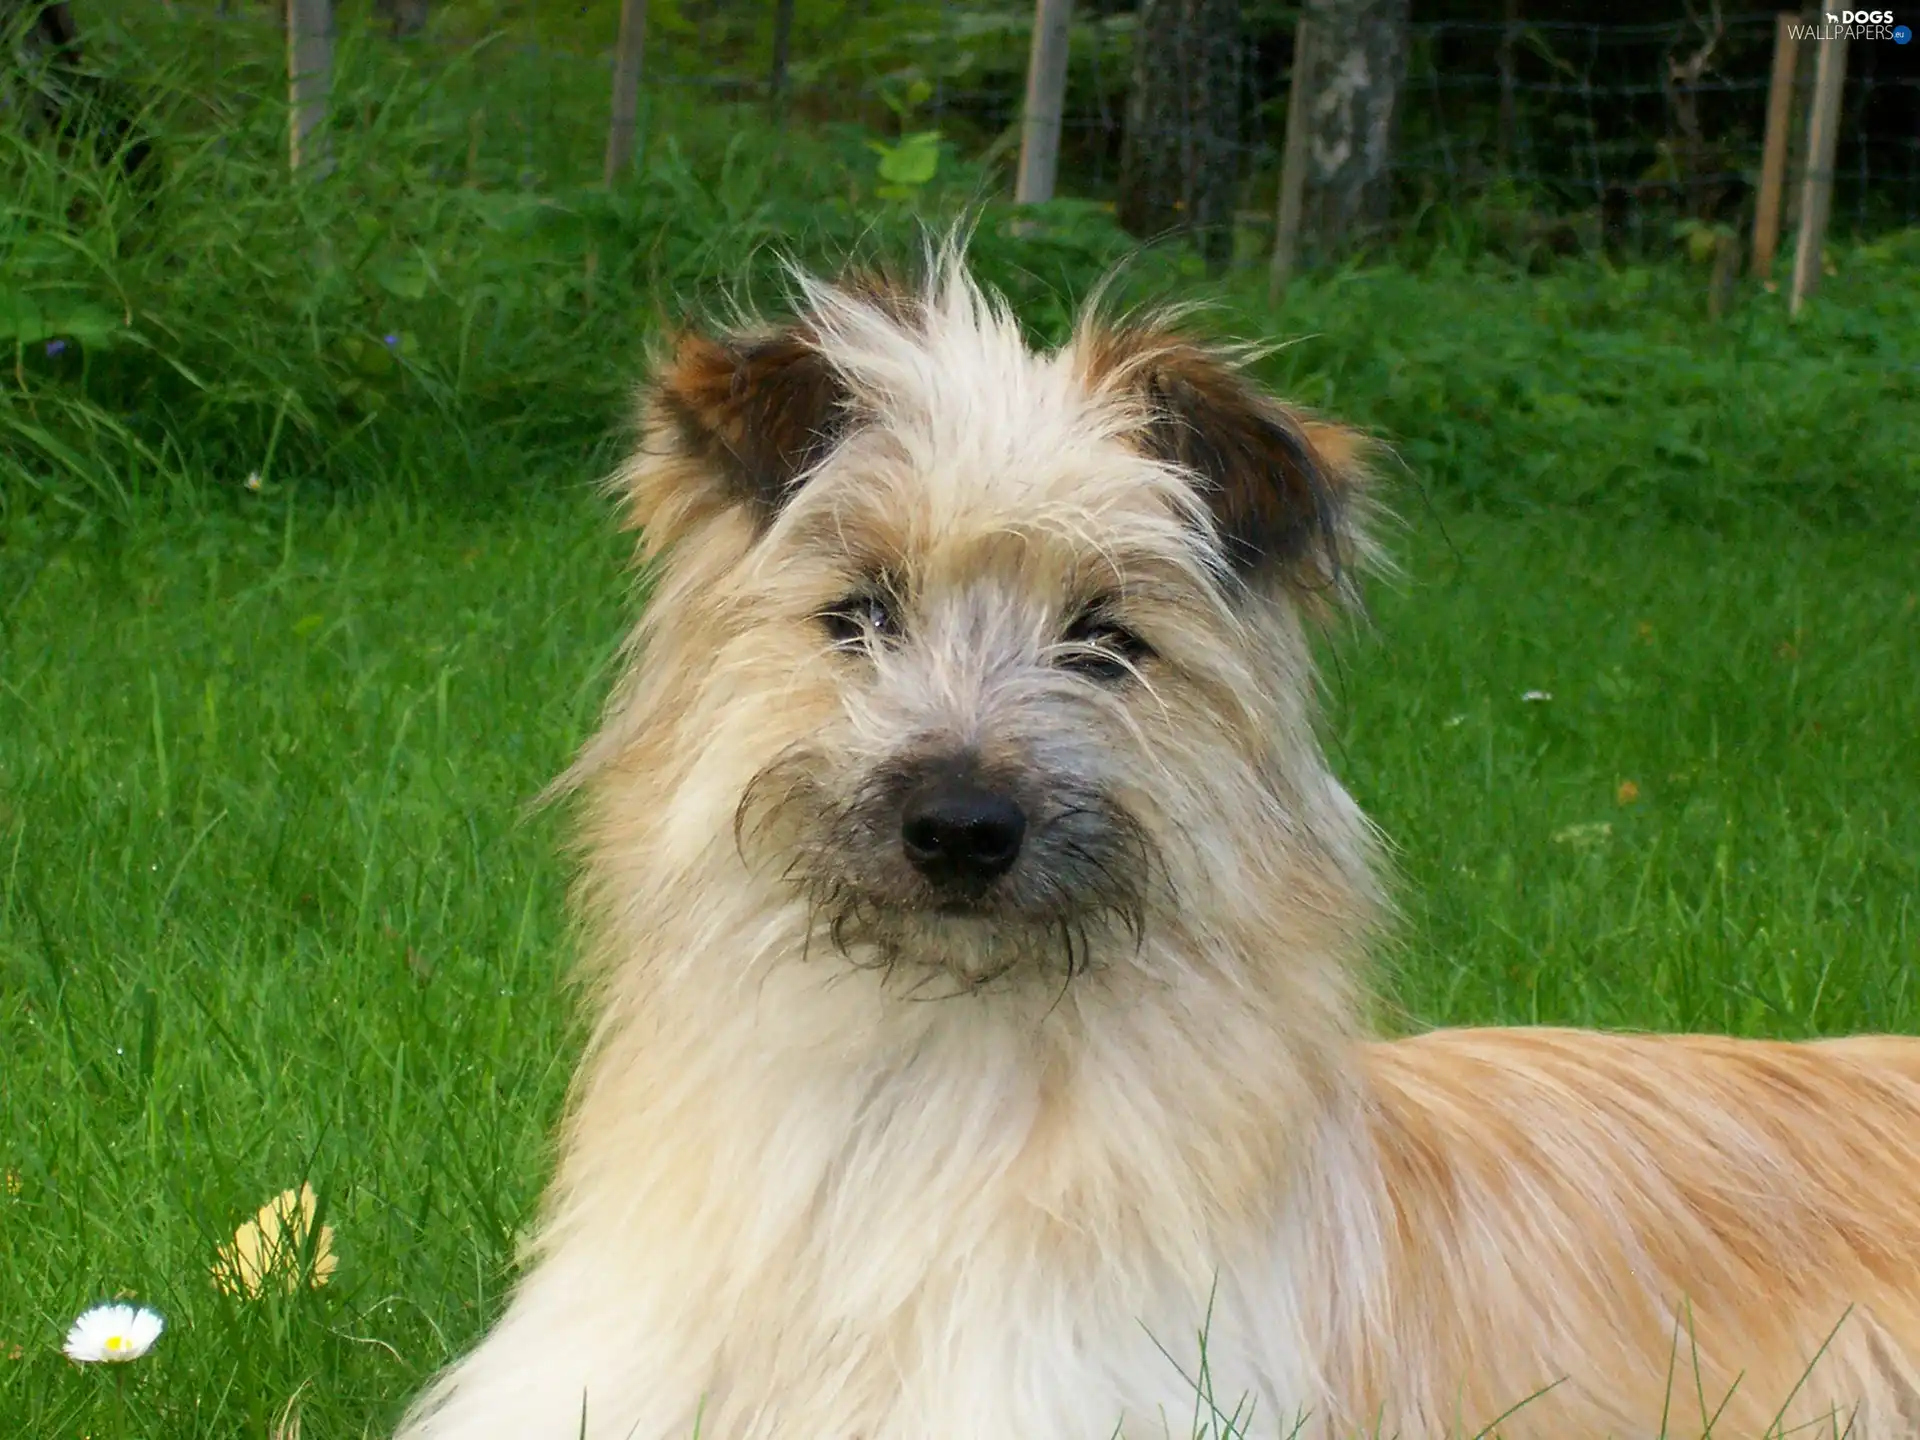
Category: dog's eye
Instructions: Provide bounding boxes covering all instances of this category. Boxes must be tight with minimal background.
[819,591,899,650]
[1059,608,1153,683]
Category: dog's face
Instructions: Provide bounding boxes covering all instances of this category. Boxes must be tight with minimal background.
[579,260,1374,996]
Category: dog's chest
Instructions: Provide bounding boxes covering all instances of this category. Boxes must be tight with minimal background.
[680,1221,1315,1440]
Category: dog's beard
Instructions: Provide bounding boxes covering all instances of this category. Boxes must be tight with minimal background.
[736,746,1160,995]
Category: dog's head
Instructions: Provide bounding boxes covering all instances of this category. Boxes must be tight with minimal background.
[571,252,1378,997]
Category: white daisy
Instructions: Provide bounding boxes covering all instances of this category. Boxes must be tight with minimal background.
[63,1302,164,1363]
[1521,690,1553,703]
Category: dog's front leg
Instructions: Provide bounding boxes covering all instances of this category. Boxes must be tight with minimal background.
[394,1263,712,1440]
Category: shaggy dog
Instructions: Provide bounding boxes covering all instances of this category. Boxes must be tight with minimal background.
[397,244,1920,1439]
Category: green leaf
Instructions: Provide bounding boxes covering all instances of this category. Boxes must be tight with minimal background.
[0,291,47,345]
[339,335,397,378]
[0,294,125,348]
[369,255,432,301]
[876,131,941,188]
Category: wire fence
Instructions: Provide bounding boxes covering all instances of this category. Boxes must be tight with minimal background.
[1016,9,1920,248]
[37,1,1920,254]
[1374,14,1914,244]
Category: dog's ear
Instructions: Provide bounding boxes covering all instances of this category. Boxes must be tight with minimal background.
[1086,328,1372,598]
[624,324,854,552]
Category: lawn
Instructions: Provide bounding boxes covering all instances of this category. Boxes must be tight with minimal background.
[3,473,1916,1434]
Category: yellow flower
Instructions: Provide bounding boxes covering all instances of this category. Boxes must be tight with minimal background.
[1616,780,1641,805]
[212,1184,338,1297]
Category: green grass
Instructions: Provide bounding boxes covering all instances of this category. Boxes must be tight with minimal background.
[0,489,619,1434]
[7,4,1918,531]
[1346,513,1919,1037]
[2,483,1916,1435]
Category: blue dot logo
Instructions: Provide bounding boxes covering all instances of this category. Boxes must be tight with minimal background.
[1896,23,1913,41]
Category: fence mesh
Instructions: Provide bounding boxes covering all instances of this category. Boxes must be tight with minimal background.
[36,1,1920,253]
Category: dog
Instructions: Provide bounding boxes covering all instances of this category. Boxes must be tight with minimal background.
[396,242,1920,1439]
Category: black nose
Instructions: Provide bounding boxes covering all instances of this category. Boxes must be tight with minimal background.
[900,782,1027,886]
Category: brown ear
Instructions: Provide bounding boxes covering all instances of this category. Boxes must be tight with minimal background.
[1089,330,1371,596]
[630,325,855,545]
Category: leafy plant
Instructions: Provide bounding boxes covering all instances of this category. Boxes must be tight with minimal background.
[3,0,1914,538]
[868,77,943,204]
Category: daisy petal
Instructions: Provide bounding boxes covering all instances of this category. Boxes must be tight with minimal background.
[63,1303,164,1363]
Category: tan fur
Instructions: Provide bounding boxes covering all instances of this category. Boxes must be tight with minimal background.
[1349,1031,1920,1435]
[397,245,1920,1440]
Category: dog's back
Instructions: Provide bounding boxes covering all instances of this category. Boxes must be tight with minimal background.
[1353,1028,1920,1437]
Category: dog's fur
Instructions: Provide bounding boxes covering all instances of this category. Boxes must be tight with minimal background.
[397,245,1920,1440]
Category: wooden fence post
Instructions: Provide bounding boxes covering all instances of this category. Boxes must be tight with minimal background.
[1782,24,1817,236]
[768,0,797,119]
[1750,13,1798,280]
[604,0,650,185]
[1495,0,1518,173]
[1267,18,1315,306]
[286,0,334,178]
[1014,0,1073,205]
[1789,28,1847,317]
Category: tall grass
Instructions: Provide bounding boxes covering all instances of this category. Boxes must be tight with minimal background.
[0,2,1151,524]
[5,3,1918,533]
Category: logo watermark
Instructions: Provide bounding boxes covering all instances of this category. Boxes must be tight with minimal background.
[1790,9,1910,38]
